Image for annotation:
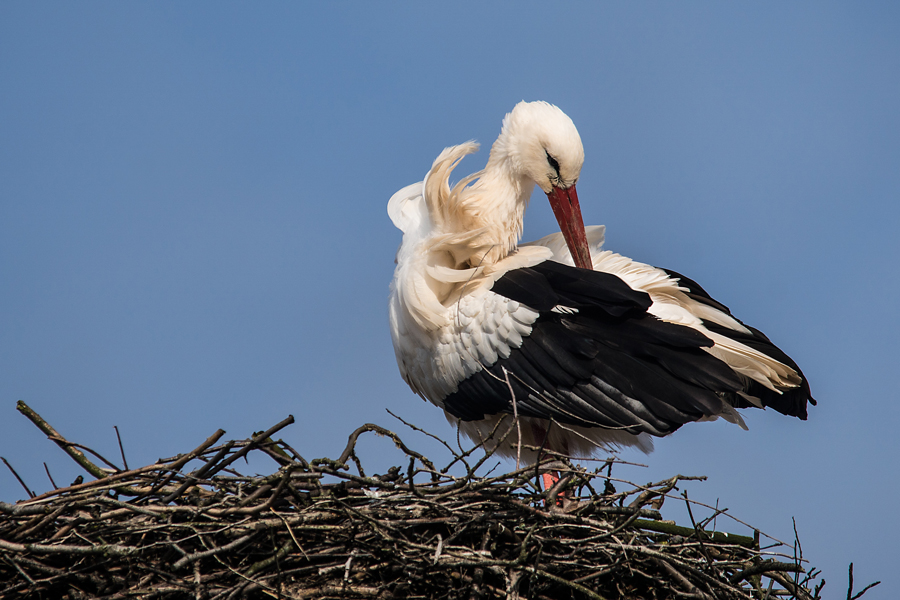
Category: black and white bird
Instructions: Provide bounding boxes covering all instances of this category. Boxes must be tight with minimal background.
[388,101,814,462]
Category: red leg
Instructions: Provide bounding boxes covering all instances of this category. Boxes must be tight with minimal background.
[532,422,566,506]
[541,471,560,492]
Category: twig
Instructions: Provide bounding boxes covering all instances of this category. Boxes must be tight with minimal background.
[728,559,803,584]
[172,533,259,571]
[387,408,461,463]
[16,401,108,480]
[847,563,881,600]
[114,426,129,470]
[1,457,34,498]
[42,463,58,490]
[204,416,295,479]
[501,367,522,470]
[0,538,139,557]
[337,423,438,479]
[683,490,714,564]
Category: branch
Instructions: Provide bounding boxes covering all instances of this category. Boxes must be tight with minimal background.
[16,401,108,480]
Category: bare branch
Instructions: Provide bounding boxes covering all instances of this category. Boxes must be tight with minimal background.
[1,457,34,498]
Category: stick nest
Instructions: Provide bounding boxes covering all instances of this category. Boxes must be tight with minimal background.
[0,402,860,600]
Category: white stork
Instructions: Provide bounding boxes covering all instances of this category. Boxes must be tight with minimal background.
[388,101,814,465]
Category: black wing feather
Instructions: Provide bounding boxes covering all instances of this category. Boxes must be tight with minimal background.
[441,260,814,436]
[665,268,816,418]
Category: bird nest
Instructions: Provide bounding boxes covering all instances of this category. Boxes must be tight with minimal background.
[0,402,879,600]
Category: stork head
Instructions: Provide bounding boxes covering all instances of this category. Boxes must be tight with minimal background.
[492,101,593,270]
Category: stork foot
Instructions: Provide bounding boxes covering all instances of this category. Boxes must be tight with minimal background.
[540,470,576,509]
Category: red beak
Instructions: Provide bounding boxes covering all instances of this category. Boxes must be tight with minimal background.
[546,184,593,270]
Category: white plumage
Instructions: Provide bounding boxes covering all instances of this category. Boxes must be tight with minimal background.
[388,101,813,462]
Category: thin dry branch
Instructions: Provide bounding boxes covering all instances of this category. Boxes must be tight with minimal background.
[16,400,109,480]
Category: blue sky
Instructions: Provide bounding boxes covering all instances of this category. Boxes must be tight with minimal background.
[2,3,897,595]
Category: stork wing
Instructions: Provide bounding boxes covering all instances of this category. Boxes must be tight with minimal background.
[441,261,813,437]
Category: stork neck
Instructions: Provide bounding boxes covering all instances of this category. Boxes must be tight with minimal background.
[483,126,537,220]
[471,156,533,260]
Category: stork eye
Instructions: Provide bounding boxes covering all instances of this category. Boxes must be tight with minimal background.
[546,151,561,177]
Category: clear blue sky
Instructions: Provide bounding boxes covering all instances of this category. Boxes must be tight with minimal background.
[2,3,897,595]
